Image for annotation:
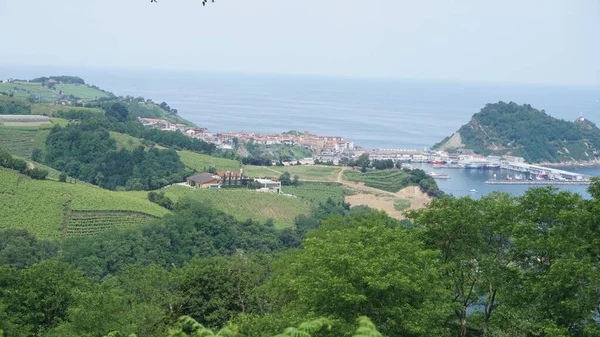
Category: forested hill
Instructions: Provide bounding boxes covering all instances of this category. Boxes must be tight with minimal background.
[433,101,600,163]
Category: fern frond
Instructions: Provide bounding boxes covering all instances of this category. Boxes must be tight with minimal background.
[352,317,383,337]
[274,318,331,337]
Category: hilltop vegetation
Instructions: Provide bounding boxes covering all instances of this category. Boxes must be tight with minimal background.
[0,167,169,239]
[433,101,600,163]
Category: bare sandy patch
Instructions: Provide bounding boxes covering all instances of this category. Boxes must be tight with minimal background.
[345,186,431,220]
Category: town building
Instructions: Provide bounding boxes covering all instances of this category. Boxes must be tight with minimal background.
[186,173,221,188]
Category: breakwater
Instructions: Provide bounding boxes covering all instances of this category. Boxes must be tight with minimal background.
[484,180,592,185]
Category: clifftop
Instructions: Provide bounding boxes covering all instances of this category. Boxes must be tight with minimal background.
[433,101,600,163]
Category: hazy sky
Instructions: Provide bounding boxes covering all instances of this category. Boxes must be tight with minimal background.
[0,0,598,85]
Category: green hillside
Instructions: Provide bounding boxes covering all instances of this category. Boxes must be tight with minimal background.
[0,167,169,239]
[110,132,144,151]
[56,83,111,101]
[178,150,241,172]
[433,101,600,163]
[31,104,105,117]
[123,101,195,126]
[0,80,109,102]
[163,185,310,228]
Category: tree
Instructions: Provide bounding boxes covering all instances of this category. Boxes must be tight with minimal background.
[279,172,292,186]
[269,211,451,337]
[408,193,518,337]
[175,254,271,329]
[0,260,88,336]
[355,153,370,168]
[106,102,129,122]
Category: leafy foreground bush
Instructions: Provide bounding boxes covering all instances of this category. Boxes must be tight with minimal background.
[103,316,383,337]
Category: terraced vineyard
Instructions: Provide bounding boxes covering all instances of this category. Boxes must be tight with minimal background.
[0,168,169,239]
[65,211,158,237]
[282,182,344,205]
[0,125,48,159]
[344,169,417,193]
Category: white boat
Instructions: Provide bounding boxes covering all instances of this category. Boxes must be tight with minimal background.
[470,189,477,192]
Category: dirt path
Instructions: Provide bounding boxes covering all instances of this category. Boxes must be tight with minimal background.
[263,167,283,175]
[336,167,346,183]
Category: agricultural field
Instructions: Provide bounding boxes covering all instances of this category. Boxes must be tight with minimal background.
[0,81,57,101]
[0,125,49,159]
[0,168,169,239]
[282,182,344,205]
[344,169,419,193]
[163,185,310,228]
[31,104,105,117]
[65,211,158,237]
[178,150,241,172]
[110,132,144,151]
[56,84,110,101]
[243,164,342,182]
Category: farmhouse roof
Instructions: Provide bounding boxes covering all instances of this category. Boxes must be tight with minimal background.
[187,173,220,185]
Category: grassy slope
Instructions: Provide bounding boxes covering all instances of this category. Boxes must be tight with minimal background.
[243,165,341,182]
[179,150,241,172]
[164,185,310,229]
[0,168,169,239]
[56,84,110,101]
[110,132,144,151]
[282,182,344,205]
[124,101,195,126]
[31,104,105,117]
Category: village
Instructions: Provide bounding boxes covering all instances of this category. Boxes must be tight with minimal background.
[139,117,591,185]
[138,117,357,154]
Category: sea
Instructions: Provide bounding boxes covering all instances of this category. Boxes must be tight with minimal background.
[2,65,599,198]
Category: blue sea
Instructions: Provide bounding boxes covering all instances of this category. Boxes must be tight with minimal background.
[2,65,599,197]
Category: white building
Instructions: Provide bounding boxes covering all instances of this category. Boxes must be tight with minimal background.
[255,179,282,194]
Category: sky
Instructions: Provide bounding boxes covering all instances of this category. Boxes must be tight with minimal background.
[0,0,599,86]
